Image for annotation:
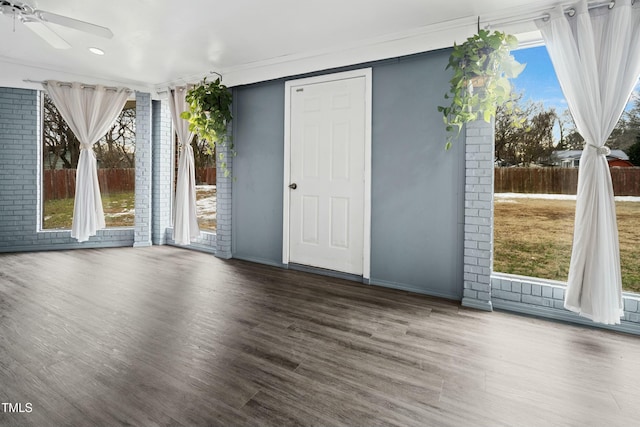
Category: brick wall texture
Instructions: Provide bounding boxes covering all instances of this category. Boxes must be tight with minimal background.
[491,274,640,328]
[0,87,133,251]
[213,122,233,259]
[461,119,495,311]
[134,92,152,247]
[152,100,173,245]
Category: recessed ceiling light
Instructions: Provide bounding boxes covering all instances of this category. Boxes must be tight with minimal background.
[89,47,104,55]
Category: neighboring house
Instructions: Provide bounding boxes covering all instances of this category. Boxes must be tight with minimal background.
[551,149,633,167]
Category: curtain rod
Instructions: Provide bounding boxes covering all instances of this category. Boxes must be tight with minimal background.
[156,70,224,96]
[23,79,133,93]
[483,0,619,29]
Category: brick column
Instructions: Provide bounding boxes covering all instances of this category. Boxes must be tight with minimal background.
[134,92,152,247]
[461,119,494,311]
[151,99,173,245]
[214,121,232,259]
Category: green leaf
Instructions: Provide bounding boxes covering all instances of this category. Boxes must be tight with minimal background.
[438,30,521,150]
[505,34,518,49]
[182,77,234,177]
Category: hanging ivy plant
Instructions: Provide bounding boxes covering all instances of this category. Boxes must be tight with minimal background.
[180,77,234,176]
[438,29,526,149]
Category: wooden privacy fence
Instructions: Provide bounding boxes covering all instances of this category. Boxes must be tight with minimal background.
[495,167,640,196]
[43,169,135,201]
[195,167,216,186]
[43,167,217,201]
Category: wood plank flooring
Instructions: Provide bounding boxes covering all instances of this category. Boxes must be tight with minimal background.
[1,246,640,426]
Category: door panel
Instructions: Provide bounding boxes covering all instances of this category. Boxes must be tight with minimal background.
[289,76,365,275]
[302,195,319,245]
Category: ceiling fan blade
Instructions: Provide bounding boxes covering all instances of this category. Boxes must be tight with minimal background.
[34,10,113,39]
[22,19,71,49]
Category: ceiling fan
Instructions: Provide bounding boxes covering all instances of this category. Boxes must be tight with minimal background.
[0,1,113,49]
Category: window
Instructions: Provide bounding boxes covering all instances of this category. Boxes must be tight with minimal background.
[493,45,640,293]
[41,93,136,229]
[173,134,217,232]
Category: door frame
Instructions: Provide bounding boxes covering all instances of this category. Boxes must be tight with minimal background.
[282,68,372,280]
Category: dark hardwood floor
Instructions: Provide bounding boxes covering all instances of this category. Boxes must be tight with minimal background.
[1,246,639,426]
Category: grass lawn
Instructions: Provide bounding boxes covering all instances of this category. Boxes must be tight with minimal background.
[43,192,136,229]
[494,197,640,294]
[43,187,217,232]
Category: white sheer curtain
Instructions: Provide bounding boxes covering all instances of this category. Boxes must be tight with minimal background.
[44,81,130,242]
[168,86,199,245]
[536,0,640,324]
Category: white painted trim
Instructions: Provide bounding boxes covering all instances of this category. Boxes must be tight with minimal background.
[282,68,372,280]
[362,68,372,280]
[211,3,552,89]
[282,82,292,266]
[462,297,494,312]
[221,18,476,89]
[36,90,45,233]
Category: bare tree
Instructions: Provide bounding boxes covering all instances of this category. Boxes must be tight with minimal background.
[559,130,585,150]
[495,92,528,166]
[191,135,216,170]
[608,93,640,152]
[495,96,556,166]
[42,94,80,169]
[555,109,584,150]
[629,134,640,166]
[94,104,136,168]
[555,93,639,152]
[43,94,136,169]
[516,108,556,166]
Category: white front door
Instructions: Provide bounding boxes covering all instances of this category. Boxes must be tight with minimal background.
[285,71,370,276]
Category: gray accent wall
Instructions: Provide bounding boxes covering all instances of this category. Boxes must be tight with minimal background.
[232,82,286,266]
[370,51,465,299]
[232,49,465,300]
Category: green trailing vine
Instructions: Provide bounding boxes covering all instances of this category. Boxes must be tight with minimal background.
[438,29,526,149]
[180,77,234,176]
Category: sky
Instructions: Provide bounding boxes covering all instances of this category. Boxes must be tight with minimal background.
[511,46,567,113]
[510,45,640,115]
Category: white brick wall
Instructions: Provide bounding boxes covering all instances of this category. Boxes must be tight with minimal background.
[152,99,173,245]
[0,87,133,251]
[214,121,233,259]
[461,119,494,311]
[134,92,152,247]
[491,273,640,333]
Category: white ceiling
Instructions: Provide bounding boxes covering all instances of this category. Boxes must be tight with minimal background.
[0,0,558,95]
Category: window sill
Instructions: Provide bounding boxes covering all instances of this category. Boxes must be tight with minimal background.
[491,272,640,334]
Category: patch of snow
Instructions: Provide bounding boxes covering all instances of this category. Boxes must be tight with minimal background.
[196,185,216,191]
[495,193,640,202]
[196,196,216,220]
[615,196,640,202]
[105,209,134,218]
[195,184,217,220]
[495,193,577,201]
